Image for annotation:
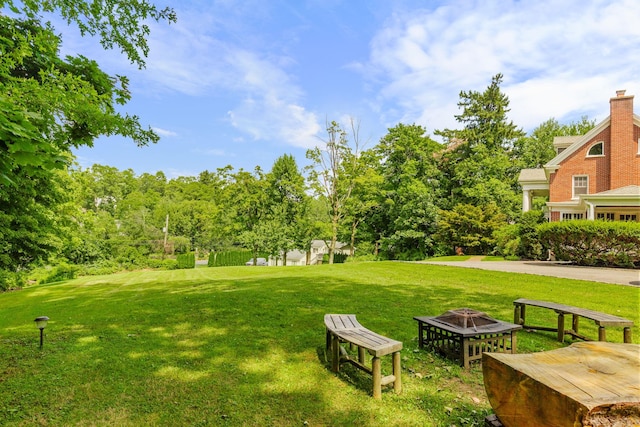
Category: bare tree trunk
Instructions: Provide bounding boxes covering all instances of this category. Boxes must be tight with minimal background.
[349,219,359,256]
[329,214,338,264]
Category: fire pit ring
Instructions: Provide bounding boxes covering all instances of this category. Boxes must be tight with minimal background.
[414,308,522,368]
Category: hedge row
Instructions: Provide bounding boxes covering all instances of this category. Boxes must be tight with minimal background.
[176,253,196,269]
[538,220,640,268]
[208,251,269,267]
[324,253,349,264]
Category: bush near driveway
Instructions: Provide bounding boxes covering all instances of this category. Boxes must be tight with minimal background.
[539,220,640,268]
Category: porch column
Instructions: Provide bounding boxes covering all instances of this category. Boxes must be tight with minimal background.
[586,202,595,220]
[522,189,531,212]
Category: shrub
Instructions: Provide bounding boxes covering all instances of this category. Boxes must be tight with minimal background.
[40,262,80,284]
[346,253,377,262]
[0,270,22,291]
[176,253,196,269]
[436,203,506,255]
[208,250,269,267]
[518,210,546,260]
[79,260,121,276]
[333,253,349,263]
[146,258,179,270]
[170,236,191,254]
[538,220,640,268]
[492,211,547,260]
[493,224,519,258]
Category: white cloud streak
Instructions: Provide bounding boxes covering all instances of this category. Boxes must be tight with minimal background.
[129,6,322,149]
[152,127,178,138]
[364,0,640,133]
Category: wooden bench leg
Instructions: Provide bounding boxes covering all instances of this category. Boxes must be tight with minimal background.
[331,334,340,372]
[598,326,606,342]
[510,331,517,354]
[462,337,471,369]
[372,356,382,399]
[572,314,579,337]
[624,327,632,344]
[557,312,565,343]
[513,304,521,325]
[358,346,365,364]
[392,351,401,394]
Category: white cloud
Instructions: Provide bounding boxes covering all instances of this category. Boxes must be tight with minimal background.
[133,7,322,149]
[225,50,321,148]
[364,0,640,133]
[152,127,178,138]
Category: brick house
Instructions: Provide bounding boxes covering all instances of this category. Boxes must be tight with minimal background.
[519,90,640,221]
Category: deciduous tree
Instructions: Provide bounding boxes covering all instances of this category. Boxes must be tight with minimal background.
[265,154,308,264]
[0,1,174,277]
[372,123,442,259]
[306,119,362,264]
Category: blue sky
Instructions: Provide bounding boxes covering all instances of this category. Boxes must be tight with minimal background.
[65,0,640,178]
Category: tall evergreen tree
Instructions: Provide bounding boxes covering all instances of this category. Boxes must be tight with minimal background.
[436,74,525,218]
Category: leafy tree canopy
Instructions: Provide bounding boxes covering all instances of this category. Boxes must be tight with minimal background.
[514,116,596,169]
[0,1,174,274]
[1,0,176,67]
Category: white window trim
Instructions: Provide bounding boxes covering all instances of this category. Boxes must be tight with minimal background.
[572,175,588,200]
[586,141,605,157]
[561,212,585,221]
[596,212,615,221]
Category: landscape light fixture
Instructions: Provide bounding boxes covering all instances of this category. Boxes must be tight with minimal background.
[34,316,49,349]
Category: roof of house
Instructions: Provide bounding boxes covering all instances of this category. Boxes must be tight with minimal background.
[310,239,347,249]
[286,249,306,261]
[544,114,640,170]
[518,168,547,183]
[553,135,582,148]
[592,185,640,196]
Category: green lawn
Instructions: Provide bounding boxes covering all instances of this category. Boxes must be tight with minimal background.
[1,262,638,426]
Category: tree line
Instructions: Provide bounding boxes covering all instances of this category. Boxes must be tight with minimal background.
[0,1,597,288]
[5,75,596,280]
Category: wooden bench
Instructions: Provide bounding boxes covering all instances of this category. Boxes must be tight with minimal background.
[513,298,633,343]
[324,314,402,399]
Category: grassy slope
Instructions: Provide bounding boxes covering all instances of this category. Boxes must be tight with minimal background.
[1,262,638,426]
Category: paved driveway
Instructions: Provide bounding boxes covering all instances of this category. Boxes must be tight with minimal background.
[419,260,640,287]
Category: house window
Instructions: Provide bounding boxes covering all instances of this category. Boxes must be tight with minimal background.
[562,213,584,220]
[586,141,604,157]
[620,214,638,222]
[596,213,615,221]
[572,176,588,198]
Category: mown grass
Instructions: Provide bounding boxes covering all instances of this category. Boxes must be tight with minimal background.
[1,262,638,426]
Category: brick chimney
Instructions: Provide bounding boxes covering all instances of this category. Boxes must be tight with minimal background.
[609,90,638,188]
